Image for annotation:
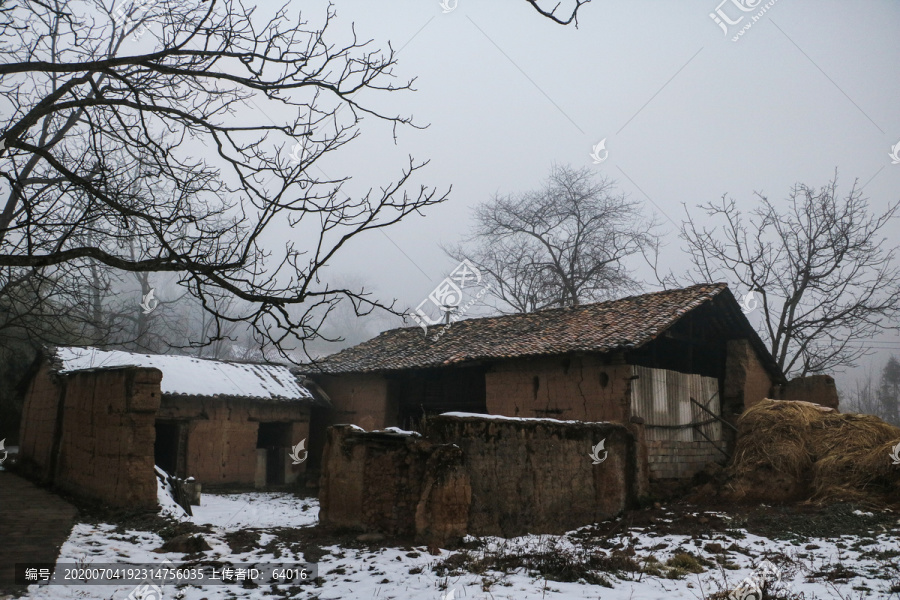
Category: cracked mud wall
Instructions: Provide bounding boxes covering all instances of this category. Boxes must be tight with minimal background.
[319,416,641,542]
[59,368,161,508]
[427,415,638,537]
[318,426,469,545]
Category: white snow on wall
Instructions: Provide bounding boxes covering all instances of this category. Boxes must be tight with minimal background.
[55,346,313,401]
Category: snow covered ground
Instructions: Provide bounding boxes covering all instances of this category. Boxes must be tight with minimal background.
[11,492,900,600]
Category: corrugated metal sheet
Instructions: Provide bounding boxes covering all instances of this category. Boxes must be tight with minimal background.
[631,366,721,442]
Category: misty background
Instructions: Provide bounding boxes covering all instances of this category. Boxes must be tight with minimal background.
[3,0,900,406]
[289,1,900,389]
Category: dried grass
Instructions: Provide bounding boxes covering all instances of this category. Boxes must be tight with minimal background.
[727,399,900,506]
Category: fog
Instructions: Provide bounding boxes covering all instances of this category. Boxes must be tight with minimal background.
[254,1,900,388]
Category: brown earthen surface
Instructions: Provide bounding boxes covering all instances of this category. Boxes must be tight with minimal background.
[52,368,161,509]
[315,374,392,431]
[775,375,840,411]
[319,416,643,542]
[485,357,632,423]
[426,415,639,537]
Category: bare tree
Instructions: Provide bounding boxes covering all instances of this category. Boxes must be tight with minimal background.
[448,165,658,313]
[0,0,594,361]
[680,173,900,377]
[0,0,452,360]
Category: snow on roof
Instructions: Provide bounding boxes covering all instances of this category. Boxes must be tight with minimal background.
[54,347,314,401]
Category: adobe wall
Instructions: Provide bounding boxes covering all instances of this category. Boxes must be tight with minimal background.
[426,415,639,537]
[318,425,469,545]
[723,339,774,415]
[319,415,642,543]
[314,373,392,431]
[54,367,161,508]
[485,356,633,423]
[774,375,839,410]
[158,398,310,485]
[18,363,63,481]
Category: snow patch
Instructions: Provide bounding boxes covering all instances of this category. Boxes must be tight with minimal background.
[440,411,611,425]
[155,466,188,519]
[376,426,421,436]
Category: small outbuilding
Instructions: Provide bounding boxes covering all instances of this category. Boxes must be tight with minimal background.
[18,347,329,508]
[307,283,787,482]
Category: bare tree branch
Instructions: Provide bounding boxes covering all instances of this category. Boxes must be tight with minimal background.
[0,0,449,360]
[680,171,900,377]
[524,0,591,26]
[448,165,658,313]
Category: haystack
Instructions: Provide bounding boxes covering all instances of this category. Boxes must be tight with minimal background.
[726,399,900,506]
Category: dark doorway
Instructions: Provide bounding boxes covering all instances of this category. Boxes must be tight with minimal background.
[154,421,187,477]
[257,422,292,486]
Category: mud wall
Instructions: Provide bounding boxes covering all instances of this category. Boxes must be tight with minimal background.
[319,415,642,542]
[723,339,774,415]
[48,367,161,508]
[158,398,310,485]
[318,425,469,545]
[426,414,639,537]
[17,363,64,481]
[774,375,839,411]
[315,373,393,431]
[484,357,633,422]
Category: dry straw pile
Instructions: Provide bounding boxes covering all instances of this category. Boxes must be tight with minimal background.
[726,399,900,506]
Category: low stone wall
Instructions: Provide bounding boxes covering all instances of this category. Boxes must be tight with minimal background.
[646,440,724,480]
[319,415,643,543]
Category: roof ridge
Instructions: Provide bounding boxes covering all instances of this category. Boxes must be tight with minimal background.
[389,281,729,334]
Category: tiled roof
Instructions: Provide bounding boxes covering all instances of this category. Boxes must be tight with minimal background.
[309,283,754,375]
[52,347,316,402]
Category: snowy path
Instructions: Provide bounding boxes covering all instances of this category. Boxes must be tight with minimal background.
[12,494,900,600]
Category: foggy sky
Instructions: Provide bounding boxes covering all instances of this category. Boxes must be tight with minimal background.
[258,0,900,388]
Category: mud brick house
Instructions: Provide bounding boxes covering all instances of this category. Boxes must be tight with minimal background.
[18,347,328,508]
[307,283,788,482]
